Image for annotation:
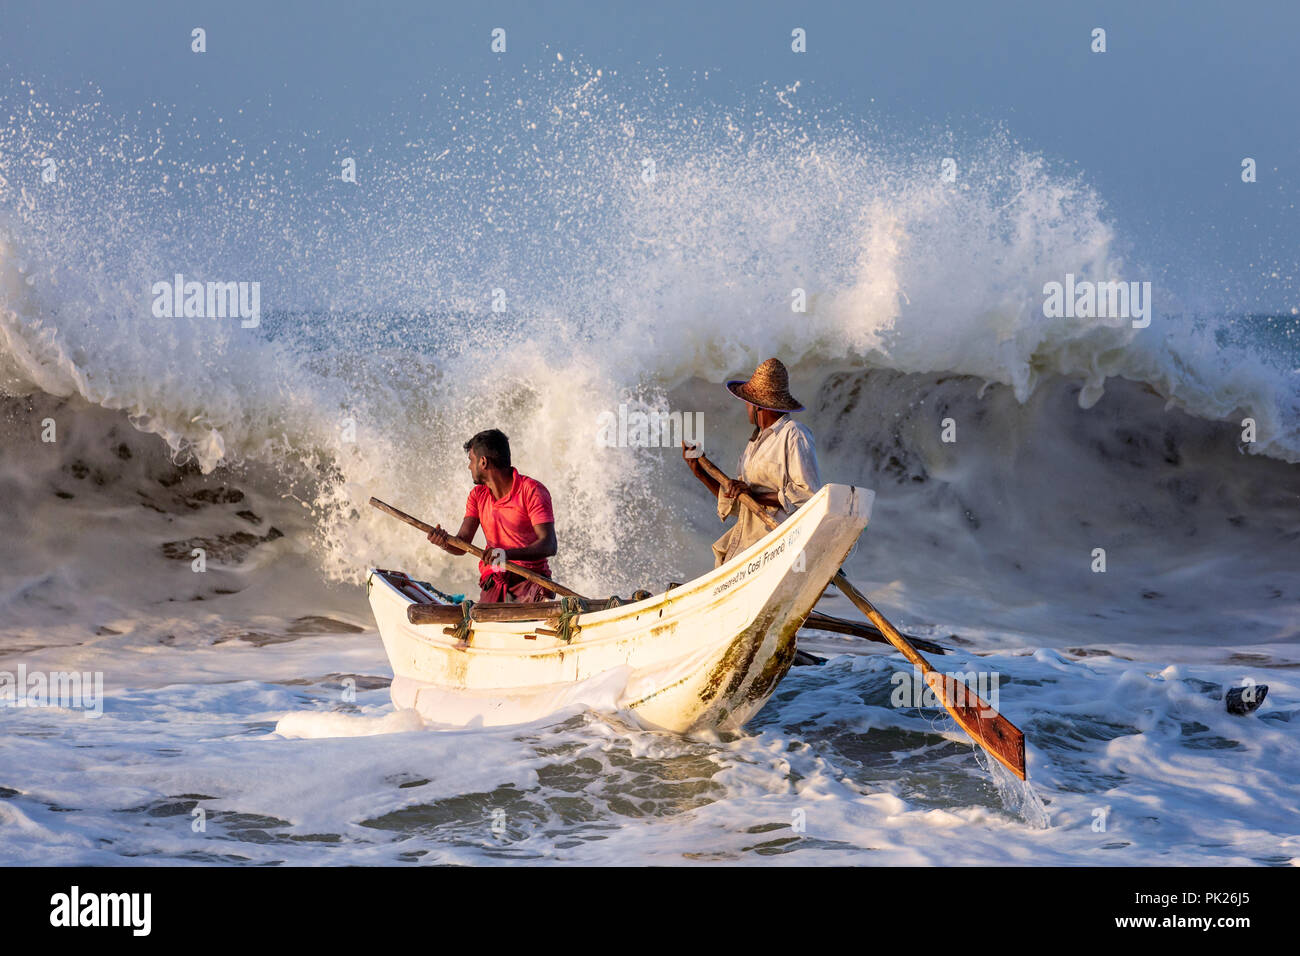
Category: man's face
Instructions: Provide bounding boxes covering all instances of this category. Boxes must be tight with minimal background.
[467,452,487,484]
[746,402,758,425]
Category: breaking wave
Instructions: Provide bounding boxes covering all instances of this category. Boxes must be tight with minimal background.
[1,66,1296,610]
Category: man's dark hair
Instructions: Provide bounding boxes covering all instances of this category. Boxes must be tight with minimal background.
[464,429,511,470]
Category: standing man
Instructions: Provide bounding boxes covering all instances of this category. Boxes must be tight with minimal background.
[683,357,821,567]
[427,429,558,603]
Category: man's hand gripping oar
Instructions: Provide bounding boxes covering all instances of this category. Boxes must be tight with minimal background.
[690,452,1027,780]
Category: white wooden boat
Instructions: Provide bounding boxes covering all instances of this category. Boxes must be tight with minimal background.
[366,483,873,734]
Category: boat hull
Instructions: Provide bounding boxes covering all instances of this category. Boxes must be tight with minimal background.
[367,483,872,734]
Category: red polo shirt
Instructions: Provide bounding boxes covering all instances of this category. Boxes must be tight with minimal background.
[465,468,555,578]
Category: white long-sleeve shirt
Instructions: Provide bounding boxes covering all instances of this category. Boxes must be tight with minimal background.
[711,414,822,567]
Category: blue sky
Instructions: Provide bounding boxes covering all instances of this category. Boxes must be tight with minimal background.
[3,0,1296,312]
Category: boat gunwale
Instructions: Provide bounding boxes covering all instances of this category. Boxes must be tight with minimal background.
[368,483,865,657]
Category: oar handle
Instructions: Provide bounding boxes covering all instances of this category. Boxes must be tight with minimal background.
[695,454,782,531]
[368,497,586,600]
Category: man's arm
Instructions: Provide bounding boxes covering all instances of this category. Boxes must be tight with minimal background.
[502,521,557,562]
[732,484,782,509]
[683,441,722,496]
[686,441,781,509]
[427,516,479,555]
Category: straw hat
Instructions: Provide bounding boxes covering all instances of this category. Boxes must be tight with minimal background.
[725,358,804,412]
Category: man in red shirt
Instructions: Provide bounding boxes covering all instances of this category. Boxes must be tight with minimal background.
[426,429,558,603]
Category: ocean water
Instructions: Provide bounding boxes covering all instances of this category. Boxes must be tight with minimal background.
[1,71,1297,865]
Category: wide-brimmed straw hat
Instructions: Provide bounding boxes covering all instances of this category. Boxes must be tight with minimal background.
[725,358,804,412]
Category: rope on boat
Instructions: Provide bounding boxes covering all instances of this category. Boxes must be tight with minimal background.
[422,581,465,605]
[450,599,476,644]
[555,596,588,644]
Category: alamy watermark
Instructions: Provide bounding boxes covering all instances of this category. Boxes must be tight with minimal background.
[50,886,150,936]
[1042,273,1151,329]
[151,273,261,328]
[1,664,104,717]
[890,667,1001,717]
[596,404,703,452]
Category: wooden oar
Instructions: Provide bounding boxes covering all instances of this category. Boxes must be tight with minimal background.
[368,497,588,600]
[694,455,1027,780]
[804,610,947,655]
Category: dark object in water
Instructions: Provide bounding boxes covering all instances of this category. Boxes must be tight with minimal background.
[792,649,826,667]
[1225,684,1268,715]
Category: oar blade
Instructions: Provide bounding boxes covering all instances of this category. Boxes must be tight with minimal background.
[927,672,1027,780]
